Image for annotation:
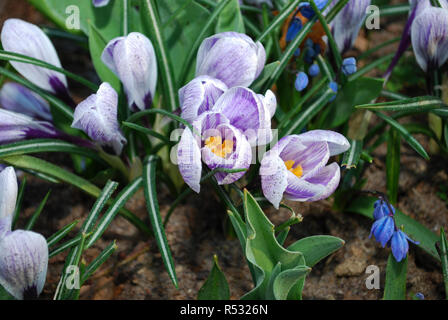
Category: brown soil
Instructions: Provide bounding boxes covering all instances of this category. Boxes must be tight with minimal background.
[1,0,446,300]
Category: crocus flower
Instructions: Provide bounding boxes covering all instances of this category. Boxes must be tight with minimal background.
[370,215,395,247]
[93,0,110,7]
[373,199,395,220]
[72,83,127,155]
[0,167,17,239]
[411,7,448,72]
[295,72,309,92]
[0,19,68,97]
[0,230,48,300]
[0,109,59,145]
[102,32,157,111]
[259,130,350,209]
[0,83,52,121]
[342,57,357,76]
[329,0,371,54]
[195,32,266,88]
[390,229,419,262]
[179,76,228,124]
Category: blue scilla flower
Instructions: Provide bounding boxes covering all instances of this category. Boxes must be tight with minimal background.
[286,18,303,42]
[370,215,395,248]
[294,48,301,57]
[342,57,357,76]
[304,47,316,64]
[390,229,419,262]
[414,293,425,300]
[329,81,338,102]
[295,72,309,92]
[298,1,328,19]
[373,200,395,220]
[308,64,320,77]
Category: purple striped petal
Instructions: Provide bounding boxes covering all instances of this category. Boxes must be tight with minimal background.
[0,83,52,121]
[306,162,341,201]
[284,172,326,201]
[93,0,110,7]
[0,19,68,94]
[72,83,126,155]
[294,130,350,156]
[260,151,288,209]
[102,32,157,111]
[179,76,228,124]
[411,7,448,72]
[0,230,48,300]
[0,167,17,239]
[177,128,202,193]
[195,32,266,87]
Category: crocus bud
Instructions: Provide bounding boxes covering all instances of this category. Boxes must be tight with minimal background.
[0,167,17,238]
[72,83,127,155]
[179,76,228,124]
[369,215,395,247]
[342,57,357,75]
[93,0,110,7]
[0,230,48,300]
[102,32,157,111]
[373,200,395,220]
[308,64,320,77]
[195,32,266,88]
[411,7,448,72]
[390,229,419,262]
[330,0,371,54]
[0,109,59,145]
[0,83,52,121]
[295,72,309,92]
[0,19,68,96]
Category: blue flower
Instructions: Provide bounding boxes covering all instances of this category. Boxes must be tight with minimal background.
[373,200,395,220]
[308,64,320,77]
[295,72,309,92]
[370,215,395,247]
[414,292,425,300]
[329,81,338,102]
[390,229,419,262]
[294,48,301,57]
[342,57,357,75]
[286,18,303,42]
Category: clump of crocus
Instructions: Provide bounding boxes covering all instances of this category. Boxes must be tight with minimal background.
[71,83,127,155]
[259,130,350,209]
[369,199,419,262]
[0,19,70,101]
[0,167,48,300]
[102,32,158,111]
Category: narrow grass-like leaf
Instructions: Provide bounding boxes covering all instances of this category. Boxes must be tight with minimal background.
[11,176,26,229]
[356,96,445,112]
[122,122,174,146]
[216,0,245,33]
[49,234,82,258]
[342,139,363,169]
[374,111,429,160]
[25,190,51,230]
[438,228,448,299]
[126,108,194,132]
[276,227,290,246]
[81,241,118,284]
[250,61,280,92]
[143,156,178,288]
[383,254,408,300]
[386,129,401,205]
[197,255,230,300]
[47,220,80,248]
[348,54,394,81]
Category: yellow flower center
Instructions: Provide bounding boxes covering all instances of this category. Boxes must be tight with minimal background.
[284,160,303,178]
[205,136,234,158]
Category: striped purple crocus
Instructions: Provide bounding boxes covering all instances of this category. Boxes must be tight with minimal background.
[259,130,350,209]
[195,32,266,88]
[102,32,157,111]
[0,19,69,100]
[177,87,276,193]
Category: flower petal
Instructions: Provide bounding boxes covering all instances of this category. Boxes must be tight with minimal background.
[284,172,326,202]
[260,151,288,209]
[306,162,341,201]
[93,0,110,7]
[177,128,202,193]
[295,130,351,156]
[0,167,17,238]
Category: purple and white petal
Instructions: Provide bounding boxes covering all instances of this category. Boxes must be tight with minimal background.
[0,19,68,94]
[0,230,48,300]
[0,83,52,121]
[295,130,350,156]
[195,32,266,87]
[177,128,202,193]
[101,32,157,111]
[71,83,127,155]
[411,7,448,72]
[0,167,17,239]
[179,76,228,124]
[284,172,326,202]
[306,162,341,201]
[93,0,110,7]
[294,142,330,179]
[260,151,288,209]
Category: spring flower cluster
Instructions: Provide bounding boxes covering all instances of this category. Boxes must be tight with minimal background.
[0,167,48,300]
[370,199,419,262]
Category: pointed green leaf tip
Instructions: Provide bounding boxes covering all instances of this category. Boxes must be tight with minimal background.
[197,255,230,300]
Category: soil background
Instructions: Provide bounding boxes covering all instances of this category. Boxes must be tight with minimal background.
[0,0,446,300]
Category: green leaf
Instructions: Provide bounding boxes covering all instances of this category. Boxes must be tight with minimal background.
[11,176,26,229]
[216,0,245,33]
[341,139,363,169]
[143,156,178,288]
[323,77,384,128]
[47,220,80,248]
[438,228,448,299]
[356,96,445,112]
[273,266,310,300]
[386,129,401,205]
[383,254,408,300]
[81,241,118,284]
[197,255,230,300]
[250,61,280,93]
[0,285,14,300]
[287,236,345,267]
[347,196,440,260]
[25,190,51,230]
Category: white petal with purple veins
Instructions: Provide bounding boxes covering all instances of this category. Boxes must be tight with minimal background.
[260,151,288,209]
[0,19,67,94]
[0,167,17,238]
[71,83,127,155]
[0,230,48,300]
[177,128,202,193]
[306,163,341,202]
[102,32,157,111]
[296,130,350,156]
